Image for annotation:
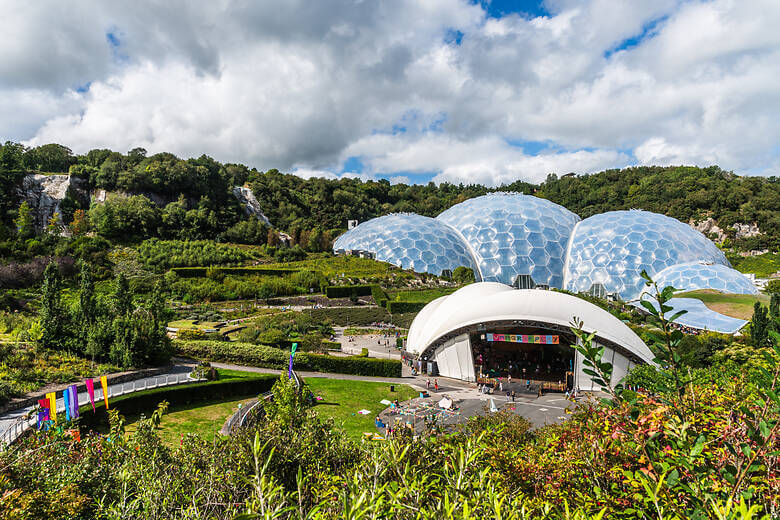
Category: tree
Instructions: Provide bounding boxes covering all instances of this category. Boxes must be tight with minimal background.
[113,273,133,317]
[770,292,779,320]
[453,266,476,284]
[14,201,34,239]
[46,212,62,236]
[766,279,780,295]
[749,302,771,348]
[69,209,89,236]
[39,262,66,350]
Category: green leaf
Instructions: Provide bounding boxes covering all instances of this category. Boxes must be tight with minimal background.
[666,469,679,487]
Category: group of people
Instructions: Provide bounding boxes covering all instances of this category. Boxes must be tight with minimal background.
[473,340,572,382]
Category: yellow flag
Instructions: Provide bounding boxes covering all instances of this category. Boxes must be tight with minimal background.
[100,376,109,410]
[47,392,57,422]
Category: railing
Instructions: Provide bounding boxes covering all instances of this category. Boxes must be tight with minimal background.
[0,372,200,447]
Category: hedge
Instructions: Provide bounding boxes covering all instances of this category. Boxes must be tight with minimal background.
[175,340,402,378]
[325,285,374,298]
[370,285,389,307]
[171,267,300,278]
[386,301,427,314]
[304,306,391,326]
[78,374,277,429]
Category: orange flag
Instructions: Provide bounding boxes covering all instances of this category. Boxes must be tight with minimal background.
[100,376,109,409]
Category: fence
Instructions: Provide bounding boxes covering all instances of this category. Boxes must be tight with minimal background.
[0,372,200,447]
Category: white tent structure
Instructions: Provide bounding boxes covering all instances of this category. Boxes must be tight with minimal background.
[406,283,655,391]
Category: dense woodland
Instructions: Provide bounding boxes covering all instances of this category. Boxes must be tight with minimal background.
[1,141,779,252]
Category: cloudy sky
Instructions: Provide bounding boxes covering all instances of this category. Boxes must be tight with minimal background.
[2,0,779,185]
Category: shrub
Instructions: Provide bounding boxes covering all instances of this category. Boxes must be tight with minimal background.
[304,306,391,326]
[370,284,389,307]
[174,340,402,377]
[171,266,299,278]
[386,301,427,314]
[325,285,374,298]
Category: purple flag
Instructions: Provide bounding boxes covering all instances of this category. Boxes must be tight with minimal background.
[69,385,79,419]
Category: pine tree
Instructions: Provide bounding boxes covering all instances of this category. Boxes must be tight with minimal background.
[113,273,132,317]
[77,261,97,354]
[770,292,779,320]
[14,201,34,240]
[39,262,65,350]
[749,302,771,348]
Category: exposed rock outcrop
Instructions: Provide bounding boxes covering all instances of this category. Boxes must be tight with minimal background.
[731,222,762,239]
[18,174,71,233]
[690,217,727,243]
[232,186,271,225]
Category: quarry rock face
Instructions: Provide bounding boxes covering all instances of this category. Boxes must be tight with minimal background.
[18,174,71,233]
[690,217,727,243]
[232,186,271,225]
[731,222,762,239]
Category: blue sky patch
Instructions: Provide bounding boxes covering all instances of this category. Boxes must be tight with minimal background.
[474,0,550,19]
[604,15,669,58]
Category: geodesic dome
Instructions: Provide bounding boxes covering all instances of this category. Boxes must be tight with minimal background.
[436,193,580,288]
[332,213,479,277]
[648,262,758,296]
[564,210,730,300]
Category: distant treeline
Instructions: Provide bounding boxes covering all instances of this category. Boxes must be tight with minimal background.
[1,141,778,250]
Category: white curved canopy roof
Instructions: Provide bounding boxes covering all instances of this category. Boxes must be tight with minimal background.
[407,282,654,364]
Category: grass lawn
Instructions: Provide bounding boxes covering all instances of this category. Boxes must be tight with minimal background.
[168,319,224,330]
[387,287,458,303]
[123,395,257,446]
[727,252,780,278]
[305,378,418,440]
[677,289,769,320]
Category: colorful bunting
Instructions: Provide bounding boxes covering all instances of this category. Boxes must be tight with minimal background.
[85,378,96,411]
[64,387,71,421]
[68,385,79,419]
[100,376,109,409]
[485,333,559,344]
[47,392,57,423]
[37,398,50,429]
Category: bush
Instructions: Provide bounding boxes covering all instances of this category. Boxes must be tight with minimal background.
[304,306,391,326]
[325,285,374,298]
[386,301,427,314]
[360,348,369,357]
[175,340,402,377]
[370,285,389,307]
[171,266,299,278]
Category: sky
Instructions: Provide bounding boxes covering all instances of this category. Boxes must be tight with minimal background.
[1,0,779,185]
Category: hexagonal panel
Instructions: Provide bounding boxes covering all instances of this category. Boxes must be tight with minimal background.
[648,262,758,296]
[332,213,480,278]
[436,193,580,288]
[564,210,730,300]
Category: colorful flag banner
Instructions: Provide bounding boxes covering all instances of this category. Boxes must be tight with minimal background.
[69,385,79,419]
[485,333,559,344]
[47,392,57,423]
[85,378,96,411]
[37,398,50,429]
[288,342,298,377]
[64,388,71,421]
[100,376,109,409]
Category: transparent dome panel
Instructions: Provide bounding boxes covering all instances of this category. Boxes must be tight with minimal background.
[333,213,479,278]
[649,262,757,296]
[437,193,580,288]
[564,210,730,300]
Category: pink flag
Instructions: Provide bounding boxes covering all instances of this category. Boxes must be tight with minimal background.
[85,379,96,411]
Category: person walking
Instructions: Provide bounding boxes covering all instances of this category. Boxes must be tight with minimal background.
[505,390,511,402]
[434,379,439,392]
[426,379,430,389]
[526,379,531,391]
[511,390,516,402]
[499,380,503,392]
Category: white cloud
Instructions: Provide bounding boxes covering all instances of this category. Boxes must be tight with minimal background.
[1,0,779,185]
